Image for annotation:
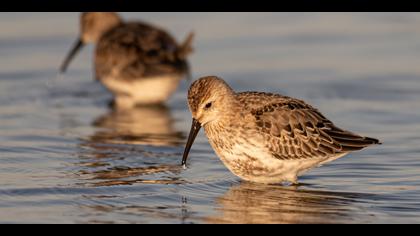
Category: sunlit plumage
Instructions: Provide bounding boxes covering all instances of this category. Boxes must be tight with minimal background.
[182,76,381,184]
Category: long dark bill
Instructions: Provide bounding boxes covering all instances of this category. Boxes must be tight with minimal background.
[181,118,202,166]
[59,38,84,73]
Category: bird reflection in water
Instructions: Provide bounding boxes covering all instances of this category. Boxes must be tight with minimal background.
[90,104,185,147]
[204,182,377,224]
[76,105,186,187]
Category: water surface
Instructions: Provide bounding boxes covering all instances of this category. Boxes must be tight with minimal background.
[0,13,420,223]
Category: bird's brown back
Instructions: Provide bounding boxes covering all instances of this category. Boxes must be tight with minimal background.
[236,92,381,160]
[95,21,193,81]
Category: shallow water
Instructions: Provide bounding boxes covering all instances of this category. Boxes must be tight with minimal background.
[1,12,420,223]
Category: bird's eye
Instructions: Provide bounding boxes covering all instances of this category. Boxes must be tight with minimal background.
[205,102,212,109]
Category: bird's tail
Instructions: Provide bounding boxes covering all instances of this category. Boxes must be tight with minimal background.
[177,31,194,60]
[326,126,382,152]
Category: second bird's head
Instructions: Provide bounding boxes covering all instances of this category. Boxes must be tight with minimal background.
[60,12,122,73]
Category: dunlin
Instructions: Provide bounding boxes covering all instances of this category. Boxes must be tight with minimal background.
[60,12,194,108]
[182,76,381,184]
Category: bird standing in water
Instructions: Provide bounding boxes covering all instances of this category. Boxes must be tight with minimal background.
[60,12,194,108]
[182,76,381,184]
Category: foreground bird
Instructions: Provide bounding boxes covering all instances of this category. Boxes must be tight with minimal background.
[182,76,381,184]
[60,12,194,108]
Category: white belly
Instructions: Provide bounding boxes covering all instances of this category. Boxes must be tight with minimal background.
[101,75,182,107]
[212,139,348,184]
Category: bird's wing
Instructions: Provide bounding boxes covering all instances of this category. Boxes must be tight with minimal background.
[95,22,192,81]
[237,92,380,160]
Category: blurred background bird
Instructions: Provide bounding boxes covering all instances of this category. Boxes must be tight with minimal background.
[60,12,194,109]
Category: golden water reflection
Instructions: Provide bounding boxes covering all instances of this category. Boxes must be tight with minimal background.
[205,182,376,224]
[90,105,185,147]
[78,164,185,187]
[75,105,186,187]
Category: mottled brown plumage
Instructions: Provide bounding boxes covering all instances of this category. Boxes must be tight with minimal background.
[95,21,192,81]
[237,91,379,160]
[60,12,194,108]
[182,76,381,184]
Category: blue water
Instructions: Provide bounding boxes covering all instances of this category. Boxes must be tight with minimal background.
[0,12,420,223]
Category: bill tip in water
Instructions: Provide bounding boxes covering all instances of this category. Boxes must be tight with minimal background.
[182,163,187,169]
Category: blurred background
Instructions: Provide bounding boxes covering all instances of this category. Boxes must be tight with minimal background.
[0,12,420,223]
